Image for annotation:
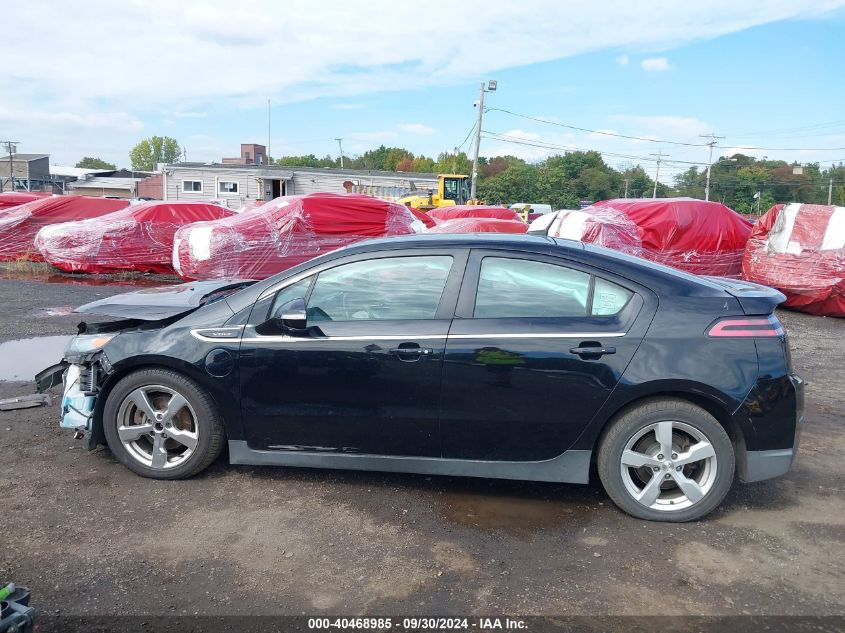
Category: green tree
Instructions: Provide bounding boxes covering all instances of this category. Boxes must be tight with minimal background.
[477,163,538,205]
[75,156,116,170]
[274,154,338,168]
[129,136,181,171]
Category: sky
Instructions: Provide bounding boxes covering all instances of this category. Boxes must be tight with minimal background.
[3,0,845,183]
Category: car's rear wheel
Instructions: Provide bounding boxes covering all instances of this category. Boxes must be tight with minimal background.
[103,369,225,479]
[598,398,734,522]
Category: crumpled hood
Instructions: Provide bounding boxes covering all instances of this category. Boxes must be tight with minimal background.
[75,279,255,320]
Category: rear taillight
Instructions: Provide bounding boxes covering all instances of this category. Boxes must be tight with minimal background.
[707,314,784,337]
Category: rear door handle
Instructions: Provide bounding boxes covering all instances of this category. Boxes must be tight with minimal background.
[389,347,433,356]
[569,345,616,358]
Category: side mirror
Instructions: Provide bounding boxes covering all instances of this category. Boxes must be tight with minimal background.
[274,298,307,332]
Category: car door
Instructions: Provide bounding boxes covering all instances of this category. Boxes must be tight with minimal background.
[238,249,467,457]
[440,249,655,461]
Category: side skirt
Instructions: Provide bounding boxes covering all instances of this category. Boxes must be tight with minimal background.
[228,440,591,484]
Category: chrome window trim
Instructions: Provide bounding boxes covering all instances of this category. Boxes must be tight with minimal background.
[239,331,626,343]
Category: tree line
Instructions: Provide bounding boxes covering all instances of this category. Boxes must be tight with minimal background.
[109,136,845,212]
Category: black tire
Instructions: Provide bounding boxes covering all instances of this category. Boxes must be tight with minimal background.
[597,398,734,522]
[103,368,225,480]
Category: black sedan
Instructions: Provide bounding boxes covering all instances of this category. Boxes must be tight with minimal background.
[37,234,804,521]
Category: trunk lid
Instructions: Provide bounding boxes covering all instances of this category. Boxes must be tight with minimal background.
[703,277,786,315]
[75,279,254,320]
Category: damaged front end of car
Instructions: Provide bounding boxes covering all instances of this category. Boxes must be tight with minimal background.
[34,279,253,448]
[35,320,140,445]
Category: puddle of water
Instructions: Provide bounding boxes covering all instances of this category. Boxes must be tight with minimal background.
[436,489,591,531]
[32,306,75,318]
[0,335,72,381]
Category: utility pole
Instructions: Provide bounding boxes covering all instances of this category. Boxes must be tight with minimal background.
[829,167,834,205]
[2,141,18,192]
[452,147,458,174]
[268,99,271,164]
[470,80,497,201]
[623,178,630,198]
[650,150,667,198]
[700,133,724,201]
[335,138,344,168]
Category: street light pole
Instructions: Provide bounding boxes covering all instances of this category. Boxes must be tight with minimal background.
[470,80,496,201]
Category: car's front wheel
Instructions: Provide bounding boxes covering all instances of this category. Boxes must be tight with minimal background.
[598,398,734,522]
[103,369,225,479]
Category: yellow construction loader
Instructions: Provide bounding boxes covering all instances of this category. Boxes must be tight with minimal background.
[397,175,480,210]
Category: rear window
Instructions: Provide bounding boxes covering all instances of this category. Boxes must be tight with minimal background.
[474,257,632,318]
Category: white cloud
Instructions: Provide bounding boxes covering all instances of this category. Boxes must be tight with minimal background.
[641,57,671,71]
[615,54,630,65]
[399,123,437,136]
[349,131,397,142]
[4,0,844,162]
[173,110,208,119]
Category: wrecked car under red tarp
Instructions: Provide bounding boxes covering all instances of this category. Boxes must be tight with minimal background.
[742,203,845,317]
[35,201,234,274]
[172,193,428,280]
[426,217,529,234]
[0,196,130,261]
[592,198,753,277]
[527,207,644,256]
[427,205,521,222]
[0,191,51,210]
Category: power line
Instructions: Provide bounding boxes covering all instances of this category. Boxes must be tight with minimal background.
[482,131,709,166]
[485,107,709,147]
[725,119,845,138]
[485,106,845,153]
[456,121,477,153]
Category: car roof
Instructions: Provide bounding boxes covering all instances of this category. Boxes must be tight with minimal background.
[340,232,574,252]
[226,232,733,317]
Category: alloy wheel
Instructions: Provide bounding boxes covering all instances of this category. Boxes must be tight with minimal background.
[116,384,199,470]
[620,420,718,512]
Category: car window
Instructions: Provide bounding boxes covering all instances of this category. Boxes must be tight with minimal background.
[307,256,453,321]
[269,276,314,319]
[475,257,591,318]
[591,277,632,316]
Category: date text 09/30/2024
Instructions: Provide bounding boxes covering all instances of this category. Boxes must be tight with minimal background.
[307,617,527,630]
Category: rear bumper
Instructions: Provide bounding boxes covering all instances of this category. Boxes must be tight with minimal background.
[741,373,805,483]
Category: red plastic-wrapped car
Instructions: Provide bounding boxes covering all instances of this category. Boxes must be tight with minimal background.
[527,207,643,256]
[427,205,521,222]
[172,193,428,280]
[593,198,753,277]
[0,191,51,211]
[0,196,130,261]
[35,201,233,274]
[426,217,528,234]
[742,203,845,316]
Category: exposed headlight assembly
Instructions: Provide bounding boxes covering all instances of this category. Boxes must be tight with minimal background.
[64,334,116,355]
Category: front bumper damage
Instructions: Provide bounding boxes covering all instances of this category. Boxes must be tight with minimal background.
[35,351,111,445]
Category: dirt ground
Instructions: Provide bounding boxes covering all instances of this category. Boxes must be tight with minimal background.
[1,275,843,627]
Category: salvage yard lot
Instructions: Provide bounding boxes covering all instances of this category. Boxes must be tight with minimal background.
[1,275,843,618]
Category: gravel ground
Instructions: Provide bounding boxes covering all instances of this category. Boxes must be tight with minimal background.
[0,275,843,628]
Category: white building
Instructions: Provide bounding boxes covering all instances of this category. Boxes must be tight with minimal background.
[162,163,439,208]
